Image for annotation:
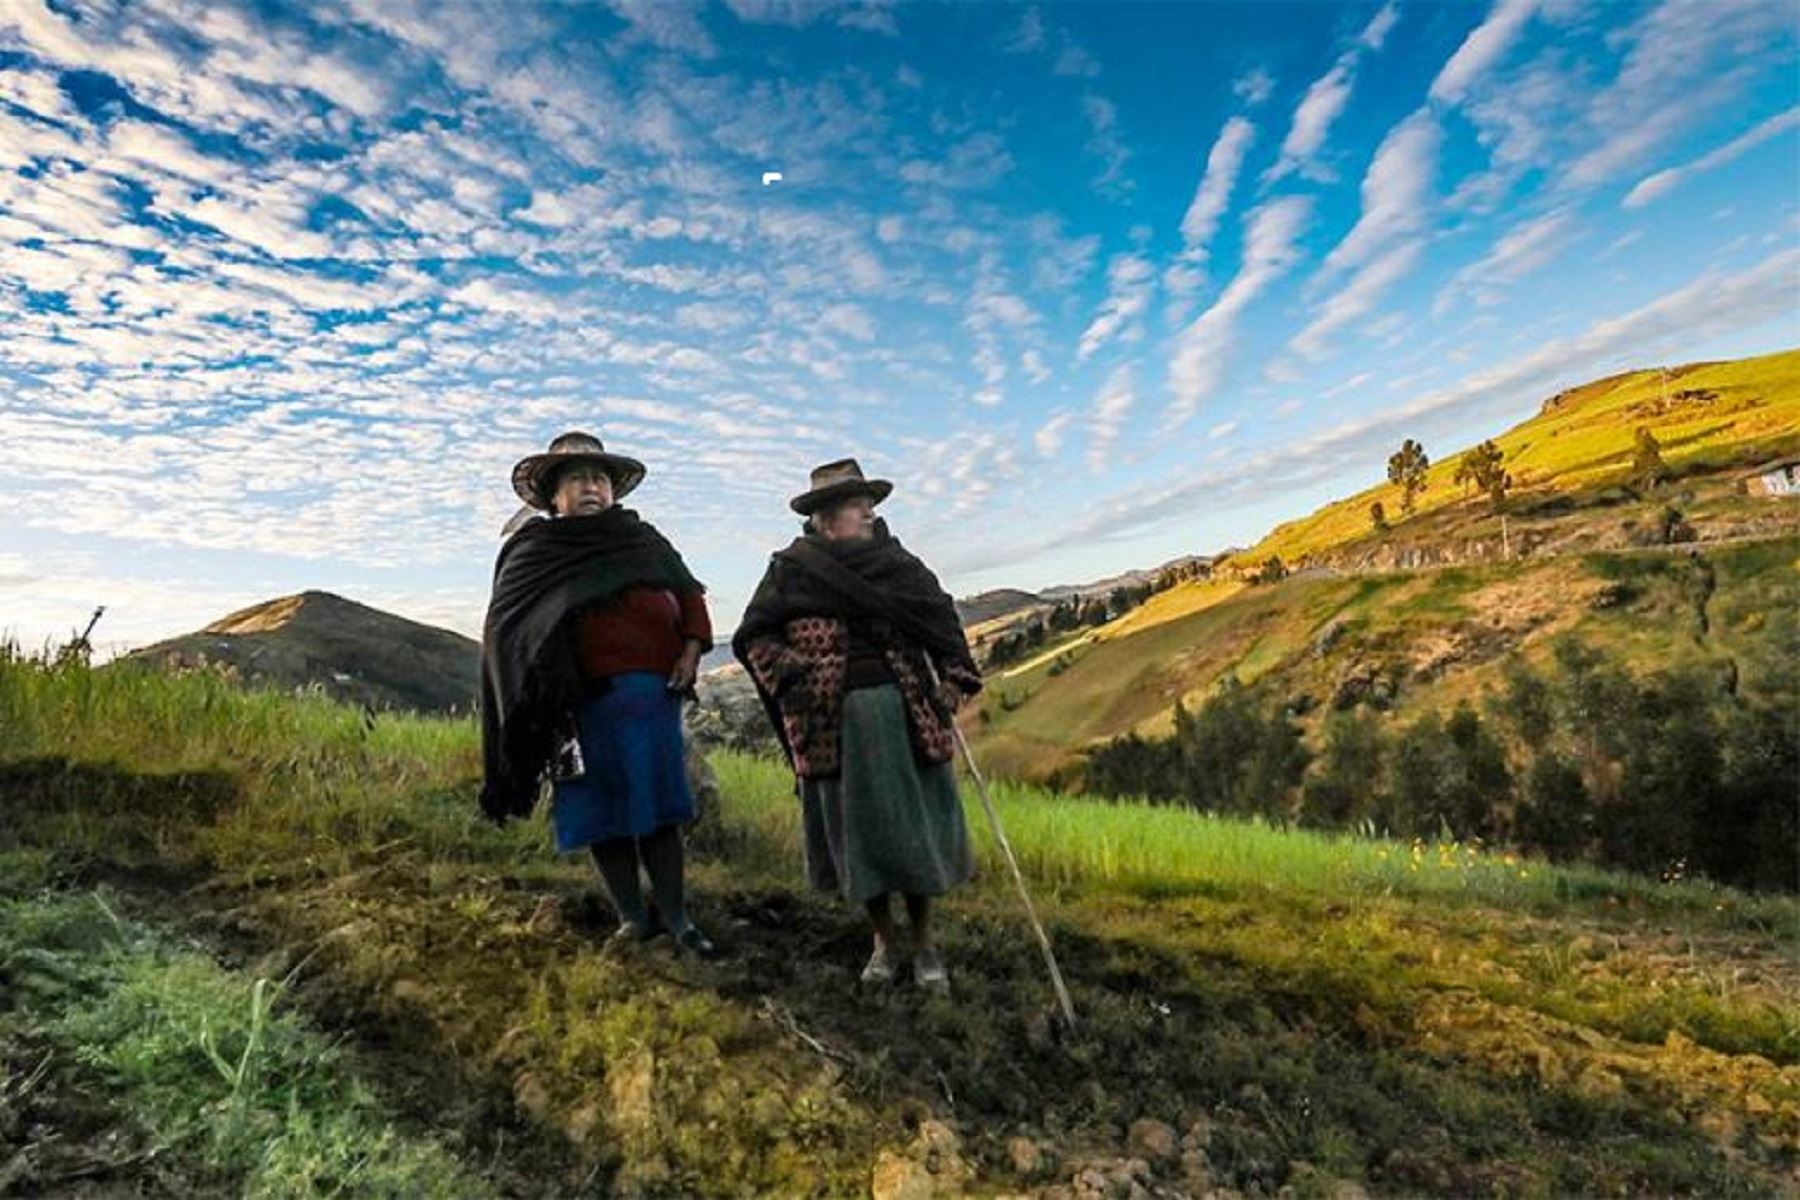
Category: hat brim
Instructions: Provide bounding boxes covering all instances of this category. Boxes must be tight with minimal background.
[790,478,893,515]
[512,451,647,509]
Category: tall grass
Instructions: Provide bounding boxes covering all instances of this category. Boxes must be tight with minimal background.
[4,648,1790,929]
[709,750,1791,927]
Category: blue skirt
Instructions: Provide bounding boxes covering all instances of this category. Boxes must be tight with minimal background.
[550,672,695,852]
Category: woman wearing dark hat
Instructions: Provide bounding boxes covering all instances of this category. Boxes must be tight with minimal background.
[480,431,718,956]
[732,459,981,995]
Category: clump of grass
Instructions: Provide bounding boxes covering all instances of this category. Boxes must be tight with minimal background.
[0,888,490,1197]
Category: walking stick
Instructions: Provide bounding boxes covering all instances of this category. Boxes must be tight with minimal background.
[926,659,1078,1030]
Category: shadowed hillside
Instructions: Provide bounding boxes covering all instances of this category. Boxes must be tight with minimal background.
[129,590,479,714]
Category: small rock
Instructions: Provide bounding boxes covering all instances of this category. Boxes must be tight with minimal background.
[527,894,562,934]
[871,1149,935,1200]
[608,1049,656,1138]
[1126,1118,1179,1163]
[1180,1148,1214,1194]
[1182,1115,1215,1151]
[1007,1136,1044,1177]
[1113,1157,1152,1185]
[390,978,428,1004]
[1313,618,1348,658]
[563,1099,602,1142]
[1071,1166,1112,1199]
[512,1070,552,1122]
[1589,581,1636,610]
[913,1119,969,1184]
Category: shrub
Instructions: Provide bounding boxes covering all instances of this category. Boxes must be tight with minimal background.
[1299,710,1385,829]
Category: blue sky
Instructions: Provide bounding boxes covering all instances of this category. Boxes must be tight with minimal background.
[2,0,1796,653]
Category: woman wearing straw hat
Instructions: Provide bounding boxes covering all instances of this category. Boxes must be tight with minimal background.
[480,431,718,956]
[733,459,982,994]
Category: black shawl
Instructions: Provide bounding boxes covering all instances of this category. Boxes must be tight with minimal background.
[731,518,976,679]
[479,508,702,822]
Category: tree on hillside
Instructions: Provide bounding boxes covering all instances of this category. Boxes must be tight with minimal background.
[1453,439,1511,512]
[1386,439,1430,514]
[1631,426,1667,492]
[1369,500,1388,533]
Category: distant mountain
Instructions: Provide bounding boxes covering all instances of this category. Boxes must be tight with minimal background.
[129,591,479,714]
[955,589,1044,626]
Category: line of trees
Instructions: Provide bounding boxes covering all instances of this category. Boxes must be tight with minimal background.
[1082,635,1797,891]
[983,583,1156,669]
[1373,424,1673,536]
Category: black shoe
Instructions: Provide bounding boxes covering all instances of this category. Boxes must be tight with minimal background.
[673,924,721,959]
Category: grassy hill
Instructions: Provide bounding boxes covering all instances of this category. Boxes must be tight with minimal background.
[967,349,1800,783]
[2,653,1796,1196]
[1241,348,1800,571]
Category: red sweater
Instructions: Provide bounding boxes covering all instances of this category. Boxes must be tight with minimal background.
[575,587,711,680]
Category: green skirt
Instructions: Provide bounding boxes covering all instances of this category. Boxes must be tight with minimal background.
[800,684,974,903]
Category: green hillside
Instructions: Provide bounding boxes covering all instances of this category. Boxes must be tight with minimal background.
[968,349,1800,784]
[3,653,1796,1196]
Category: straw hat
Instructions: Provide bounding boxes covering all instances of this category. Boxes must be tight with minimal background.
[510,431,646,510]
[790,457,893,515]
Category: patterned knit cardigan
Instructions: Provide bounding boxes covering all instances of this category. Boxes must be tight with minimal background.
[741,617,982,780]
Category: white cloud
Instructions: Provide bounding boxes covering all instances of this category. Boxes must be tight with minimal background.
[1081,93,1132,194]
[1288,239,1423,361]
[1078,253,1154,359]
[1623,106,1800,208]
[819,301,876,341]
[1000,6,1047,54]
[1232,66,1275,107]
[1034,410,1073,457]
[1020,348,1051,385]
[1433,208,1575,313]
[1087,364,1135,471]
[1429,0,1538,105]
[1315,108,1439,282]
[608,0,717,56]
[1565,0,1796,189]
[1167,195,1312,428]
[1263,3,1399,184]
[1176,116,1255,270]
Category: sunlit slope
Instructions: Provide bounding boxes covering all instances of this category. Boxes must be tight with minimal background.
[1243,348,1800,569]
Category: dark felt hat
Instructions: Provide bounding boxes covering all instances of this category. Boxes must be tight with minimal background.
[790,457,893,515]
[511,431,646,510]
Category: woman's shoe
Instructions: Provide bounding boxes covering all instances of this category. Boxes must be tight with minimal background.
[860,943,899,986]
[913,946,950,996]
[606,917,660,948]
[673,923,721,959]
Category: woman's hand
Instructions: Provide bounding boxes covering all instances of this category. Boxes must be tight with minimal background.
[935,677,964,716]
[668,639,704,694]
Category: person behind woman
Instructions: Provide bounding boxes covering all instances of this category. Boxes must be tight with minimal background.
[732,459,981,994]
[480,431,718,956]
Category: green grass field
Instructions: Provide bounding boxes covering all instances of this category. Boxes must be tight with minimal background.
[3,650,1797,1196]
